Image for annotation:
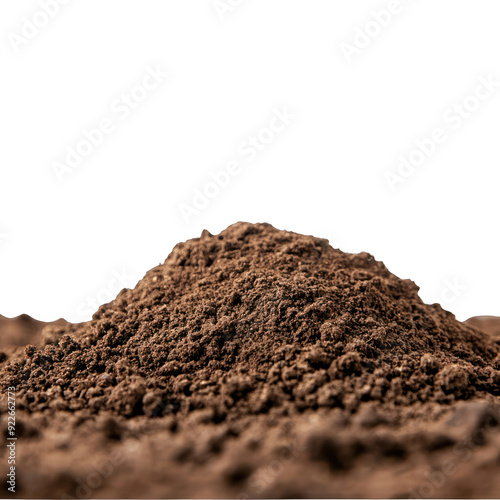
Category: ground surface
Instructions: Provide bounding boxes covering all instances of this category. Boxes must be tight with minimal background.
[0,315,498,498]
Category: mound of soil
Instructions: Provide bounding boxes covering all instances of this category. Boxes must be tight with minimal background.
[466,316,500,345]
[1,223,499,498]
[0,314,67,350]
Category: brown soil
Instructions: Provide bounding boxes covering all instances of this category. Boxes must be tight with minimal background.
[0,314,67,349]
[1,223,500,498]
[466,317,500,344]
[0,315,68,365]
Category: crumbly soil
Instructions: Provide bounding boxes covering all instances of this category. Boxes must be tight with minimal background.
[1,223,499,498]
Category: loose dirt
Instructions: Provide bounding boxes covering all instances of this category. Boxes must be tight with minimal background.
[1,223,499,498]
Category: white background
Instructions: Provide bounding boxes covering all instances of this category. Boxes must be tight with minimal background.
[0,0,499,323]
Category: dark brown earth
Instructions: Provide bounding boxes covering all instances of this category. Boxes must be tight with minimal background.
[1,223,499,498]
